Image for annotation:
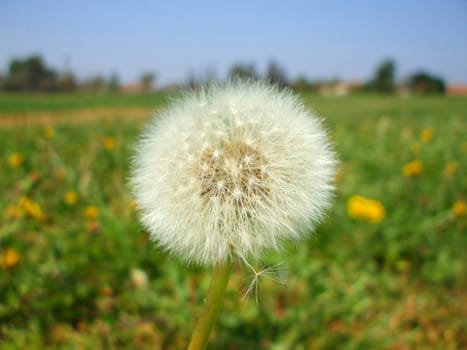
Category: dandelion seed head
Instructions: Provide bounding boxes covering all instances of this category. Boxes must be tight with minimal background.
[131,80,337,266]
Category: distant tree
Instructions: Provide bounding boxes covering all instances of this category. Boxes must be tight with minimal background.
[407,72,445,95]
[265,61,288,88]
[81,76,106,93]
[106,73,120,93]
[200,67,218,85]
[59,72,78,92]
[3,56,58,92]
[368,59,396,93]
[228,63,258,81]
[140,72,156,91]
[186,70,198,89]
[291,76,314,92]
[186,67,218,88]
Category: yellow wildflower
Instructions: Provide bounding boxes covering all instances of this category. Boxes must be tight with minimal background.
[453,200,466,217]
[347,195,385,223]
[64,191,78,206]
[84,206,99,220]
[443,161,458,178]
[44,127,55,140]
[19,196,45,221]
[8,153,24,168]
[1,248,21,269]
[4,204,23,219]
[103,137,116,150]
[420,128,433,143]
[403,160,423,177]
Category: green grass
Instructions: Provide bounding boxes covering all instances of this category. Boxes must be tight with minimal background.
[0,93,465,349]
[0,92,169,113]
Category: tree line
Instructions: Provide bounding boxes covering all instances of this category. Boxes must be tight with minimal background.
[0,55,445,95]
[0,56,155,93]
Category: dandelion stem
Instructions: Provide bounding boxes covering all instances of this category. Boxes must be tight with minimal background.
[188,262,232,350]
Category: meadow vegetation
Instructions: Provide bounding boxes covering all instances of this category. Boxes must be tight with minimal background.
[0,92,465,349]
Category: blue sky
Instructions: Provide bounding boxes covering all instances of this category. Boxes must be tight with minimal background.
[1,0,466,86]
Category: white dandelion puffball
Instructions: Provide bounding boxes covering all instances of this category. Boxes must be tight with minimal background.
[131,81,336,266]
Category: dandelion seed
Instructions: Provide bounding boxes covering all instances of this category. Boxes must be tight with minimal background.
[130,81,337,266]
[238,251,288,302]
[258,263,289,285]
[8,153,23,168]
[242,271,262,303]
[245,264,289,302]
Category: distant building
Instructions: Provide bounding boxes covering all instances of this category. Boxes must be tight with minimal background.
[447,84,467,96]
[120,83,151,94]
[317,80,363,96]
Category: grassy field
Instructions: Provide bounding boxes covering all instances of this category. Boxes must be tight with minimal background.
[0,92,465,349]
[0,92,169,113]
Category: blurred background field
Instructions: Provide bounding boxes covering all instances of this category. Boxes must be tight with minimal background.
[1,92,465,349]
[1,1,467,349]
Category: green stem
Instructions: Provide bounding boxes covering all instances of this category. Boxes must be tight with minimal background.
[188,262,233,350]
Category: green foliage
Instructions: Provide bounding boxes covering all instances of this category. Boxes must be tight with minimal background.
[139,72,156,91]
[290,77,315,93]
[106,74,120,94]
[265,61,288,88]
[58,73,78,93]
[2,56,58,93]
[0,94,465,349]
[407,72,446,95]
[228,63,259,81]
[367,59,396,93]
